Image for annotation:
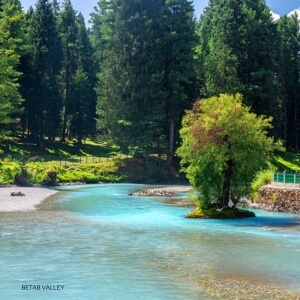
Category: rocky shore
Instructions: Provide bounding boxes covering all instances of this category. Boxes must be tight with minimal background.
[250,184,300,215]
[131,184,300,215]
[130,186,192,197]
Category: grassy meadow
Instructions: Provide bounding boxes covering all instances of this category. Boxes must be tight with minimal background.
[0,138,299,186]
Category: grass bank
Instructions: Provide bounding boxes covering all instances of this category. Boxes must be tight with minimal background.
[0,139,298,186]
[0,138,184,185]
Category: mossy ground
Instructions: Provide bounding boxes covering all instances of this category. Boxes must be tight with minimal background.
[186,204,255,219]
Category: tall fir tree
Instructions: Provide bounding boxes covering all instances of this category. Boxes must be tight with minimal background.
[241,0,280,129]
[59,0,78,142]
[277,13,300,149]
[26,0,62,147]
[199,0,243,96]
[0,0,24,143]
[93,0,197,158]
[198,0,280,136]
[95,0,167,154]
[163,0,197,165]
[68,13,97,149]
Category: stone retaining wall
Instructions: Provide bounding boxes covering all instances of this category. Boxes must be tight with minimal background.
[259,186,300,214]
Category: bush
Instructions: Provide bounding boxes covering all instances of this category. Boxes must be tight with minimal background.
[250,169,274,202]
[0,161,22,183]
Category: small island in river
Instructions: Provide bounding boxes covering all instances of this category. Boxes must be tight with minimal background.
[130,186,256,219]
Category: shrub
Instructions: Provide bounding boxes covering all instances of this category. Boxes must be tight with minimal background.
[0,161,22,183]
[250,169,274,202]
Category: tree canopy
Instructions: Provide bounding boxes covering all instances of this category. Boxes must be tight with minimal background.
[93,0,197,157]
[0,0,299,166]
[177,94,281,208]
[0,0,24,142]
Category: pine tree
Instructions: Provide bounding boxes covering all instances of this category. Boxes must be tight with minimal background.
[26,0,62,147]
[277,13,300,149]
[241,0,280,128]
[68,13,97,149]
[163,0,198,166]
[59,0,78,142]
[198,0,280,137]
[199,0,243,96]
[93,0,197,157]
[95,0,167,154]
[69,71,92,150]
[0,0,24,143]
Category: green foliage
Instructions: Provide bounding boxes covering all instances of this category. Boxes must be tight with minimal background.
[0,138,127,184]
[177,93,281,207]
[0,0,299,171]
[94,0,197,157]
[0,0,24,141]
[250,168,274,202]
[95,0,167,153]
[276,14,300,149]
[198,0,281,137]
[26,0,62,143]
[25,162,50,183]
[58,0,97,143]
[0,161,22,183]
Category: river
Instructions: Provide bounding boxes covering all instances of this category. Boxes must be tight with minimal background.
[1,184,300,299]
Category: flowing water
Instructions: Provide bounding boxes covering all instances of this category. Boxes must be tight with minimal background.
[1,183,300,300]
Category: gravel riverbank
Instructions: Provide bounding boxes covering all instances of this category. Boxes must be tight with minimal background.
[0,186,59,212]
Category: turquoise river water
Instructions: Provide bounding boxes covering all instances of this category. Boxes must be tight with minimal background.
[1,183,300,300]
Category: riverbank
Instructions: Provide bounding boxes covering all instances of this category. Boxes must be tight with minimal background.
[0,186,59,212]
[132,184,300,215]
[249,183,300,215]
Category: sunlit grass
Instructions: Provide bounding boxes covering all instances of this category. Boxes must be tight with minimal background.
[272,151,300,171]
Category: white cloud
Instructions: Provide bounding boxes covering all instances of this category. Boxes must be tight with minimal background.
[271,9,300,22]
[270,11,280,22]
[287,8,300,17]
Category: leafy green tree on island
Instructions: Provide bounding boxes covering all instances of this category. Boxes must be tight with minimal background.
[177,94,282,218]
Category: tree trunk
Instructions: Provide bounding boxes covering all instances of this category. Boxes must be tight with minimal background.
[284,97,287,144]
[220,135,233,207]
[61,107,68,142]
[294,90,298,151]
[221,158,233,207]
[166,119,175,167]
[61,50,70,143]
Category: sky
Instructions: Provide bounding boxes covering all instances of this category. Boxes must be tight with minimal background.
[20,0,300,23]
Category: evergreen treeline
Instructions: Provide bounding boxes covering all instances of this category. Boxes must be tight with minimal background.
[0,0,299,159]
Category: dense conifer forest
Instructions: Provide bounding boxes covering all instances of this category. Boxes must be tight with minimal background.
[0,0,299,163]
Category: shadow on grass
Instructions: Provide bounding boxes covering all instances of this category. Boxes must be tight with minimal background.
[4,139,121,159]
[272,150,300,172]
